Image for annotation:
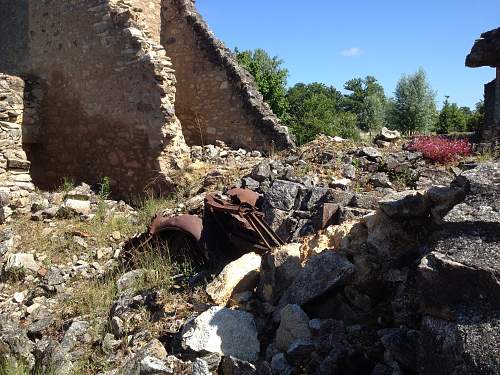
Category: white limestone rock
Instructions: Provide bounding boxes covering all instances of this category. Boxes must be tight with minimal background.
[5,253,40,273]
[206,252,261,305]
[61,198,91,215]
[275,304,311,351]
[181,306,260,361]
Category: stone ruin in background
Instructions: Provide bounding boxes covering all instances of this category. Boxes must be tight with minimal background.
[466,27,500,146]
[0,0,294,212]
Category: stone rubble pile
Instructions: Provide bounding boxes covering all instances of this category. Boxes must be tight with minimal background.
[96,160,497,374]
[0,183,140,373]
[190,141,262,164]
[28,182,136,223]
[233,134,460,243]
[0,128,498,374]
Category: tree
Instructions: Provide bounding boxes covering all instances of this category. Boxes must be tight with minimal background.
[359,94,386,135]
[343,76,387,132]
[234,48,289,119]
[391,69,437,135]
[466,100,485,132]
[435,97,468,134]
[287,82,343,120]
[286,83,358,144]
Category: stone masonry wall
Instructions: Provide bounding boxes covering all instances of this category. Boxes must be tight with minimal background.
[466,28,500,146]
[495,68,500,141]
[482,72,500,144]
[0,0,30,74]
[127,0,162,42]
[0,74,35,221]
[0,0,293,200]
[160,0,294,151]
[1,0,189,199]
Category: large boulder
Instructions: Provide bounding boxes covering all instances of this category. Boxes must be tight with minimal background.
[360,147,382,161]
[299,187,334,212]
[417,161,500,374]
[379,191,429,219]
[425,185,466,224]
[419,315,500,375]
[279,251,354,306]
[257,243,301,304]
[181,307,260,361]
[206,252,261,305]
[263,180,302,212]
[419,161,500,317]
[365,210,420,261]
[251,160,272,182]
[221,356,257,375]
[370,172,393,189]
[375,127,401,142]
[275,304,311,351]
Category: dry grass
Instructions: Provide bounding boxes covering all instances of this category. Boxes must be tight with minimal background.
[0,357,56,375]
[0,358,30,375]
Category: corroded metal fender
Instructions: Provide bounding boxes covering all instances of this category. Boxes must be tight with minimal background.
[150,214,203,241]
[122,188,284,267]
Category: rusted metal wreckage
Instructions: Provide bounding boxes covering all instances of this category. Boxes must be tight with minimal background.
[123,188,285,267]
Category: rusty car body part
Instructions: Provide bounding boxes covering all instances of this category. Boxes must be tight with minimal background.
[320,203,340,230]
[123,188,284,267]
[150,214,203,241]
[122,214,206,268]
[226,187,260,207]
[204,189,285,252]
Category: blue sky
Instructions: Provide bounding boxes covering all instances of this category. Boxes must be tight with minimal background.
[197,0,498,109]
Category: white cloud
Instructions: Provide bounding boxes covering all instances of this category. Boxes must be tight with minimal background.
[341,47,362,57]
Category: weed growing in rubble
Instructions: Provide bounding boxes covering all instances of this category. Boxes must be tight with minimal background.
[0,267,27,284]
[407,136,472,163]
[68,358,110,375]
[0,356,56,375]
[66,273,118,320]
[133,246,175,292]
[475,145,498,163]
[351,158,361,170]
[0,357,31,375]
[135,197,176,228]
[59,177,75,194]
[67,242,175,319]
[98,176,111,200]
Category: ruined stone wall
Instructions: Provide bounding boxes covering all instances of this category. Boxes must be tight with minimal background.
[0,0,188,198]
[496,68,500,140]
[482,72,500,144]
[466,28,500,145]
[160,0,293,150]
[0,74,35,221]
[128,0,162,43]
[0,0,293,200]
[0,0,30,74]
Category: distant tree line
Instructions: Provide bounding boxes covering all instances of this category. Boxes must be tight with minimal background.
[235,48,485,145]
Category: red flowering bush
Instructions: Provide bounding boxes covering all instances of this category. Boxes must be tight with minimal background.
[407,136,472,164]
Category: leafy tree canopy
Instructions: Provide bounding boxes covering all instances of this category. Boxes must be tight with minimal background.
[436,97,468,134]
[286,83,358,144]
[343,76,387,132]
[467,100,485,132]
[234,48,289,120]
[391,68,437,135]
